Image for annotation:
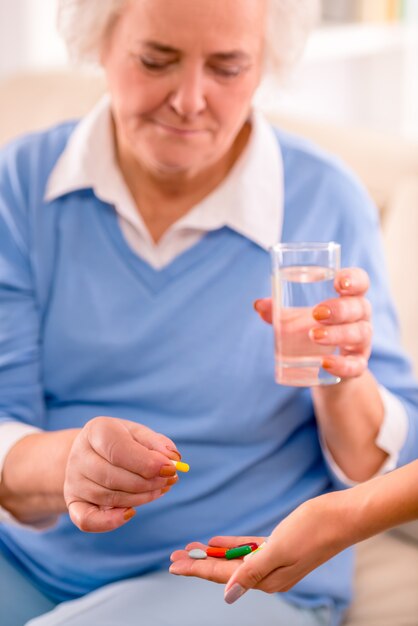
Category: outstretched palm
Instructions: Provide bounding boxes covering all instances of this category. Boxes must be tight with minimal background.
[170,536,264,583]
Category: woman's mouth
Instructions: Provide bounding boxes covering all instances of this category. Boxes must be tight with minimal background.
[153,120,208,137]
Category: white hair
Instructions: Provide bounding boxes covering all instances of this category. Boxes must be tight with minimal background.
[57,0,320,78]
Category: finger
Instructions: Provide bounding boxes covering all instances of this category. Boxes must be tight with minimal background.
[309,320,372,347]
[334,268,370,297]
[81,448,176,494]
[87,418,178,479]
[253,299,272,324]
[169,555,239,583]
[67,501,137,533]
[208,536,264,548]
[123,421,182,460]
[224,544,291,603]
[67,486,168,511]
[247,565,302,594]
[184,542,208,552]
[312,297,372,325]
[170,549,192,562]
[322,354,368,379]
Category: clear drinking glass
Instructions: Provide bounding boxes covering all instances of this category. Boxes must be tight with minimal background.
[270,242,341,387]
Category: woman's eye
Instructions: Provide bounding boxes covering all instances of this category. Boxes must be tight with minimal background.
[210,65,243,78]
[139,57,172,71]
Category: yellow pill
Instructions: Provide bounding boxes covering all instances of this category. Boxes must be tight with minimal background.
[171,460,190,473]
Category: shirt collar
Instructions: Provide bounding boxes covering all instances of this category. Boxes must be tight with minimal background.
[45,96,283,251]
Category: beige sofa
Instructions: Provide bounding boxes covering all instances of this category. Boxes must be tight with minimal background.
[1,70,418,626]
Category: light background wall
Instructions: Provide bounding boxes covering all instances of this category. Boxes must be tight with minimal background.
[255,22,418,140]
[0,0,66,76]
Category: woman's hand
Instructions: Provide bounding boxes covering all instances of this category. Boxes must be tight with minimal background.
[256,266,386,480]
[255,267,372,380]
[170,491,349,603]
[64,416,181,532]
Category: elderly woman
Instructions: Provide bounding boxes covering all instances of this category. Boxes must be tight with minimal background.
[0,0,417,625]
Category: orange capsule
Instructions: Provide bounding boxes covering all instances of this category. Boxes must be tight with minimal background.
[206,546,228,558]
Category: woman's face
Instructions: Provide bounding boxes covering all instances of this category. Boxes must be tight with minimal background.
[101,0,267,178]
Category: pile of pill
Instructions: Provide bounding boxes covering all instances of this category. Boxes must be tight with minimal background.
[189,542,266,561]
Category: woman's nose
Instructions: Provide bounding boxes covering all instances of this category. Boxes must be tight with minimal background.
[169,68,207,118]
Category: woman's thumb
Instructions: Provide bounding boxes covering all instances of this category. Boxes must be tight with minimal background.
[223,548,269,604]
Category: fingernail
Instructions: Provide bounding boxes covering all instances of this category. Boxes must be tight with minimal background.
[311,327,328,341]
[340,277,351,290]
[123,508,136,521]
[253,299,263,313]
[224,583,247,605]
[313,305,331,321]
[166,447,182,461]
[169,563,180,575]
[322,358,334,370]
[166,475,179,486]
[161,486,171,494]
[159,465,177,477]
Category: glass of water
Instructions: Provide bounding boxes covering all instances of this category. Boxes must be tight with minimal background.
[270,242,341,387]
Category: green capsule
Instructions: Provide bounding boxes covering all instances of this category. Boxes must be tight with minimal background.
[225,545,252,560]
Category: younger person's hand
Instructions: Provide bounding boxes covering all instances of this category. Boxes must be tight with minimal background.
[170,536,264,587]
[170,491,349,603]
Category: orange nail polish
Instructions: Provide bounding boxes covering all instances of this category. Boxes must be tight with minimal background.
[123,508,136,521]
[159,465,177,477]
[253,299,262,313]
[161,486,171,494]
[313,305,331,321]
[322,358,334,370]
[166,476,179,486]
[312,327,327,340]
[166,447,182,461]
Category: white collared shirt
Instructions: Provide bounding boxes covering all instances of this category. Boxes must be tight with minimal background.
[45,95,283,268]
[0,98,407,524]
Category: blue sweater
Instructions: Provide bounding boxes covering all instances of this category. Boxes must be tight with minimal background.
[1,122,418,622]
